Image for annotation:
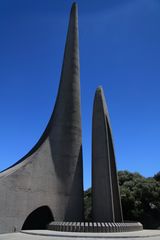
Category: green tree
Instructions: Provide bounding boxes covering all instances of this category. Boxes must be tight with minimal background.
[84,170,160,229]
[84,188,92,221]
[154,171,160,182]
[118,171,160,229]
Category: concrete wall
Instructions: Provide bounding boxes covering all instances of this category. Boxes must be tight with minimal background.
[0,3,84,234]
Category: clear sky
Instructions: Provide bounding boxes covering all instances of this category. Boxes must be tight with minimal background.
[0,0,160,190]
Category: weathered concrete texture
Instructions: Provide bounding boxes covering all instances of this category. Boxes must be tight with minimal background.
[92,87,123,222]
[0,3,83,234]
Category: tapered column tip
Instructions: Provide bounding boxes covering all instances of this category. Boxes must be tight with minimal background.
[71,2,78,12]
[96,86,103,95]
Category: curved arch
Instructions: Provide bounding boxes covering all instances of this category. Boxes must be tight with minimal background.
[22,206,54,230]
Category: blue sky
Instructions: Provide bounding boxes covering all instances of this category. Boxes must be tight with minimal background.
[0,0,160,189]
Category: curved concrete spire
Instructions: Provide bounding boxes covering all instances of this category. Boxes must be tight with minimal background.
[49,1,84,221]
[0,3,83,233]
[92,86,123,222]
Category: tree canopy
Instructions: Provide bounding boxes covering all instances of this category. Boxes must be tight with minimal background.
[84,170,160,229]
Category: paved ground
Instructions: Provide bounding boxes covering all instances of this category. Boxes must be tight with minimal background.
[0,230,160,240]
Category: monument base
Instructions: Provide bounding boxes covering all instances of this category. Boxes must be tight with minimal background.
[48,221,143,232]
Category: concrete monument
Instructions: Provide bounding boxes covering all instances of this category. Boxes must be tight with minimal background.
[92,87,123,222]
[0,3,83,234]
[0,2,143,234]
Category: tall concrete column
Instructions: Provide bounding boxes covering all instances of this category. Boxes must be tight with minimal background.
[0,3,84,233]
[48,2,84,221]
[92,86,123,222]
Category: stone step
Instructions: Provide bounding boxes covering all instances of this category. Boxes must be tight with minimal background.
[47,222,143,232]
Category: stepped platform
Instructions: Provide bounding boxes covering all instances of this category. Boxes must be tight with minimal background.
[48,221,143,232]
[0,230,160,240]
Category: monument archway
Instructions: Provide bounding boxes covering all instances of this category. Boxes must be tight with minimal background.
[22,206,54,230]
